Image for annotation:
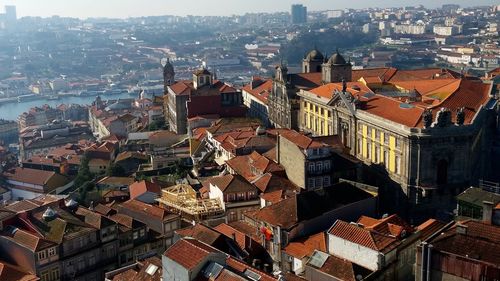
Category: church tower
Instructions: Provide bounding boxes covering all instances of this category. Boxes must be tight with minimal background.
[322,50,352,83]
[163,58,175,90]
[302,48,324,73]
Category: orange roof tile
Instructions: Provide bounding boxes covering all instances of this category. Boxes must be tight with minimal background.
[283,232,327,259]
[328,220,399,253]
[163,238,220,270]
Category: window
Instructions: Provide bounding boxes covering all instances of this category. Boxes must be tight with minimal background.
[316,162,323,173]
[367,142,371,159]
[308,178,315,189]
[323,176,331,187]
[48,247,56,257]
[384,151,389,169]
[308,163,315,173]
[324,160,331,171]
[77,258,85,271]
[40,271,50,281]
[89,255,96,266]
[140,228,146,237]
[238,192,246,201]
[315,177,322,188]
[38,250,47,261]
[395,156,401,174]
[51,268,59,281]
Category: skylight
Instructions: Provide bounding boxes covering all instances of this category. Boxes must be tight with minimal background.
[145,264,158,276]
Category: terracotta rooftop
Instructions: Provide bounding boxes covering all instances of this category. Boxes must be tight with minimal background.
[3,167,69,188]
[279,130,327,150]
[242,77,273,104]
[129,180,162,200]
[0,261,39,281]
[428,220,500,265]
[328,220,400,253]
[306,71,493,128]
[119,199,173,221]
[163,238,221,270]
[205,175,257,194]
[307,251,373,281]
[175,224,224,246]
[283,232,327,259]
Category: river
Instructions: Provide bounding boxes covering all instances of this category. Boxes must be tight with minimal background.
[0,92,145,121]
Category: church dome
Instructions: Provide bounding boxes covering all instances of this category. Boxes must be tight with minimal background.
[305,49,324,61]
[328,51,347,65]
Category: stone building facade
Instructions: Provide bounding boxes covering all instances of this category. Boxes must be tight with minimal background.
[296,68,497,221]
[268,49,352,130]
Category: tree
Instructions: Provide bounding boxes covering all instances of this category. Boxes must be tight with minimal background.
[75,154,93,202]
[106,163,126,177]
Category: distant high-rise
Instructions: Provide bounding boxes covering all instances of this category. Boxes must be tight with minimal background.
[4,5,16,22]
[291,4,307,24]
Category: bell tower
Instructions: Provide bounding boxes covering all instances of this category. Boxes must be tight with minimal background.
[163,58,175,90]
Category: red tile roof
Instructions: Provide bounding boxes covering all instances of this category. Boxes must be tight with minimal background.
[163,238,221,270]
[204,175,256,194]
[213,223,248,250]
[175,224,223,246]
[328,220,399,253]
[129,180,162,200]
[283,232,327,259]
[0,261,39,281]
[169,80,193,96]
[4,167,67,187]
[279,130,326,150]
[429,220,500,265]
[242,77,273,104]
[254,196,298,228]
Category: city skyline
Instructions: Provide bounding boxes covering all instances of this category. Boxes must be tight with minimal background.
[1,0,499,19]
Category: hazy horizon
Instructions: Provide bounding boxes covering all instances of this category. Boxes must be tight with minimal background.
[1,0,498,19]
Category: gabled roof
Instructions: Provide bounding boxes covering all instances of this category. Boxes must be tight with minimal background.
[279,130,326,150]
[254,196,298,229]
[428,220,500,265]
[357,214,413,238]
[75,206,114,230]
[129,180,162,200]
[242,77,273,104]
[328,220,399,253]
[0,261,39,281]
[4,167,69,188]
[163,238,221,270]
[205,175,257,194]
[175,224,224,246]
[283,232,327,259]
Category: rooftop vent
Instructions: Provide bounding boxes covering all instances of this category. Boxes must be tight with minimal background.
[42,207,57,221]
[65,199,78,210]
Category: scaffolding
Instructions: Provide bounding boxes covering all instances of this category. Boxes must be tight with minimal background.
[156,184,225,222]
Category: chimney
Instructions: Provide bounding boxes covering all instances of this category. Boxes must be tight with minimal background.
[456,223,468,235]
[232,232,237,241]
[482,200,494,224]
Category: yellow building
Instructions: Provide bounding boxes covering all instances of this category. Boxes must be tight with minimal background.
[297,67,497,220]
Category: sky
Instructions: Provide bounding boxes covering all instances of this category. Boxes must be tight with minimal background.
[1,0,498,19]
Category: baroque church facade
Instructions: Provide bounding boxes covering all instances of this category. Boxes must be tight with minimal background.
[268,49,352,130]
